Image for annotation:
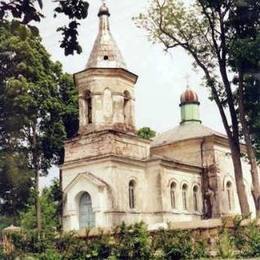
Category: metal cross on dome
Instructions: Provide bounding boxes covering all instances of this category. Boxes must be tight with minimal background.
[185,74,191,89]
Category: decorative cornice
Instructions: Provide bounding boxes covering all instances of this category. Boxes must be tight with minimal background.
[74,68,138,85]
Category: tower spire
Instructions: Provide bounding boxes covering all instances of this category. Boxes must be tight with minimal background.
[86,2,126,69]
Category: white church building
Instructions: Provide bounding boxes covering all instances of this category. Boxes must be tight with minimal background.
[61,3,256,231]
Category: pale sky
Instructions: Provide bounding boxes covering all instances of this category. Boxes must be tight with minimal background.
[38,0,225,187]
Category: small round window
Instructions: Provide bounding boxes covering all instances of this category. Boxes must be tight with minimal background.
[104,55,109,60]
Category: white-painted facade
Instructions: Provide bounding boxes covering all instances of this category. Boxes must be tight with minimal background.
[61,3,257,231]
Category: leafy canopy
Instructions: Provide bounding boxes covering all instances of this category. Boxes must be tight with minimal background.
[137,127,156,140]
[0,0,89,55]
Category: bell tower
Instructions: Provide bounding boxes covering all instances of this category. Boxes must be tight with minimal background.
[62,3,149,230]
[74,2,137,135]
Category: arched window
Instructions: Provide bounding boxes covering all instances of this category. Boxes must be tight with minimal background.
[85,90,92,124]
[193,185,199,211]
[79,192,95,229]
[123,90,131,123]
[226,181,233,210]
[170,182,176,209]
[182,184,188,210]
[129,180,136,209]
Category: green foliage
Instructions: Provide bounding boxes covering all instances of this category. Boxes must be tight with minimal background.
[20,180,61,232]
[59,73,79,141]
[5,221,260,259]
[0,152,32,223]
[244,77,260,160]
[217,229,236,258]
[113,222,151,259]
[1,223,208,259]
[152,229,208,259]
[232,218,260,258]
[0,246,4,259]
[0,0,89,55]
[0,20,66,172]
[38,249,63,260]
[0,21,78,227]
[227,0,260,161]
[137,127,156,140]
[0,216,13,231]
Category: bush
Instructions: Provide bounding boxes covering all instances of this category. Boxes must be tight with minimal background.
[217,229,236,258]
[112,222,152,259]
[14,231,53,253]
[7,220,260,259]
[237,222,260,258]
[38,249,63,260]
[0,245,4,259]
[151,229,208,259]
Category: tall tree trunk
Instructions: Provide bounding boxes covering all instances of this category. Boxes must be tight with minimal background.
[209,73,251,215]
[218,57,251,215]
[32,126,42,232]
[229,139,251,215]
[59,168,63,231]
[35,164,41,232]
[238,70,260,217]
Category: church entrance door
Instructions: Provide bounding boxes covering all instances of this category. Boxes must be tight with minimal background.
[79,192,95,229]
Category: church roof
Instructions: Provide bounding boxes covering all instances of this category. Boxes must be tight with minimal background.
[151,123,226,147]
[86,3,127,69]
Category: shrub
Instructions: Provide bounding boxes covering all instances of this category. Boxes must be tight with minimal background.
[217,229,236,258]
[112,222,152,259]
[0,245,4,259]
[192,239,209,259]
[8,230,56,257]
[152,229,202,259]
[38,248,63,260]
[239,222,260,257]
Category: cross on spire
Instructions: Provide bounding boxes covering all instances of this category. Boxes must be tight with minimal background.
[184,74,190,89]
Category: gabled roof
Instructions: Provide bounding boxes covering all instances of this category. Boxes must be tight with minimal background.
[151,123,226,147]
[63,171,108,194]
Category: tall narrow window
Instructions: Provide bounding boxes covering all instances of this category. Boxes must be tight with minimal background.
[193,186,199,211]
[170,182,176,209]
[123,90,130,123]
[85,90,92,124]
[226,181,233,210]
[79,192,95,229]
[129,180,136,209]
[182,184,188,210]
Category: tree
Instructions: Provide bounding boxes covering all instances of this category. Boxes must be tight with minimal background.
[137,127,156,140]
[0,0,89,55]
[0,21,75,231]
[243,80,260,161]
[20,179,61,231]
[227,0,260,215]
[0,152,32,225]
[135,0,255,215]
[59,73,79,141]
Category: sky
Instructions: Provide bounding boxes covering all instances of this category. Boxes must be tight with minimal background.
[38,0,225,188]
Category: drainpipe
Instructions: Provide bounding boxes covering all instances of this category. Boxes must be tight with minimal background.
[200,137,207,218]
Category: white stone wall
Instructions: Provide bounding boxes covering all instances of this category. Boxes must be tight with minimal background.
[214,144,256,217]
[62,154,204,231]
